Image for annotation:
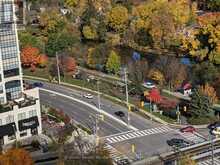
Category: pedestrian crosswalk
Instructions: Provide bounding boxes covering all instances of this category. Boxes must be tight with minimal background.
[178,131,206,144]
[103,144,130,165]
[198,157,220,165]
[106,126,173,144]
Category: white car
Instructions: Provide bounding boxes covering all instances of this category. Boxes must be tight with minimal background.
[143,82,156,89]
[83,93,93,99]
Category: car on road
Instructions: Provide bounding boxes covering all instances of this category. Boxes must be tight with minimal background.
[83,93,93,99]
[142,82,156,89]
[114,111,125,117]
[180,126,196,133]
[208,122,220,130]
[33,82,43,87]
[116,158,130,165]
[167,138,190,148]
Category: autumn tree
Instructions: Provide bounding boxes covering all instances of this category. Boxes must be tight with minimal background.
[107,5,129,32]
[0,148,34,165]
[21,46,40,67]
[199,83,218,105]
[82,25,98,40]
[106,50,121,74]
[60,56,77,74]
[128,60,148,84]
[148,69,165,85]
[182,12,220,63]
[38,54,48,68]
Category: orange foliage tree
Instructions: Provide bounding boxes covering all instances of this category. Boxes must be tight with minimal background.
[60,56,76,74]
[21,46,48,68]
[0,148,34,165]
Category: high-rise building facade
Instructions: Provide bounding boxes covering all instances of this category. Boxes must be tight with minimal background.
[0,0,42,145]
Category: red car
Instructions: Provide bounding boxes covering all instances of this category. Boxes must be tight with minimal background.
[180,126,196,133]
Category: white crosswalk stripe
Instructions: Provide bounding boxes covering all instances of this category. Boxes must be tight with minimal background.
[103,144,130,164]
[198,157,220,165]
[106,126,173,144]
[178,131,206,144]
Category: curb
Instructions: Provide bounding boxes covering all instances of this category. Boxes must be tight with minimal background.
[23,75,208,129]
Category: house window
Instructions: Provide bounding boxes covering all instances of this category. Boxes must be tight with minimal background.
[20,131,27,137]
[29,109,37,117]
[6,115,14,124]
[18,112,26,120]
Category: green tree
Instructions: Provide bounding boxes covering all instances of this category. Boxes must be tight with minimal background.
[134,28,153,46]
[189,89,213,119]
[106,50,121,74]
[107,5,129,32]
[18,32,43,50]
[179,155,196,165]
[46,31,76,57]
[192,62,218,85]
[87,44,109,70]
[207,0,220,11]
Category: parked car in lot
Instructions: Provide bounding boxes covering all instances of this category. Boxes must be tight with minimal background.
[180,126,196,133]
[114,111,125,117]
[142,82,156,89]
[167,138,190,148]
[83,93,93,99]
[33,82,43,87]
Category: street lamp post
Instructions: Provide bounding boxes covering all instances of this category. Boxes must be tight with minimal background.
[123,68,130,126]
[97,79,101,113]
[56,52,61,84]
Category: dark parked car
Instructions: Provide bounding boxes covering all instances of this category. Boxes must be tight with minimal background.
[116,158,130,165]
[167,138,190,148]
[208,122,220,130]
[33,82,43,87]
[114,111,125,117]
[180,126,196,133]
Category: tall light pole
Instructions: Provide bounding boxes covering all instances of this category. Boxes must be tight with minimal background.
[123,67,130,126]
[97,79,101,113]
[56,52,61,84]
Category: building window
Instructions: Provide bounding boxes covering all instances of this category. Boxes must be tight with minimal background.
[3,3,13,23]
[20,131,27,137]
[0,85,3,93]
[18,112,26,121]
[6,115,14,124]
[5,80,21,100]
[4,68,19,78]
[29,109,37,118]
[0,97,4,104]
[8,134,15,141]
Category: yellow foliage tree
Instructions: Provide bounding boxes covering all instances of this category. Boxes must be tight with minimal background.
[199,83,218,104]
[107,5,128,32]
[64,0,78,8]
[148,69,165,85]
[82,25,98,40]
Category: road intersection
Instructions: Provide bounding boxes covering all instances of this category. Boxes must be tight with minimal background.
[27,80,209,164]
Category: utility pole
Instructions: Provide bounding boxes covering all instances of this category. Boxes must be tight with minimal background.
[124,68,130,126]
[56,52,61,84]
[97,79,101,113]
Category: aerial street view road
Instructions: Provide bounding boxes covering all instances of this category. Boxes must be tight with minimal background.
[0,0,220,165]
